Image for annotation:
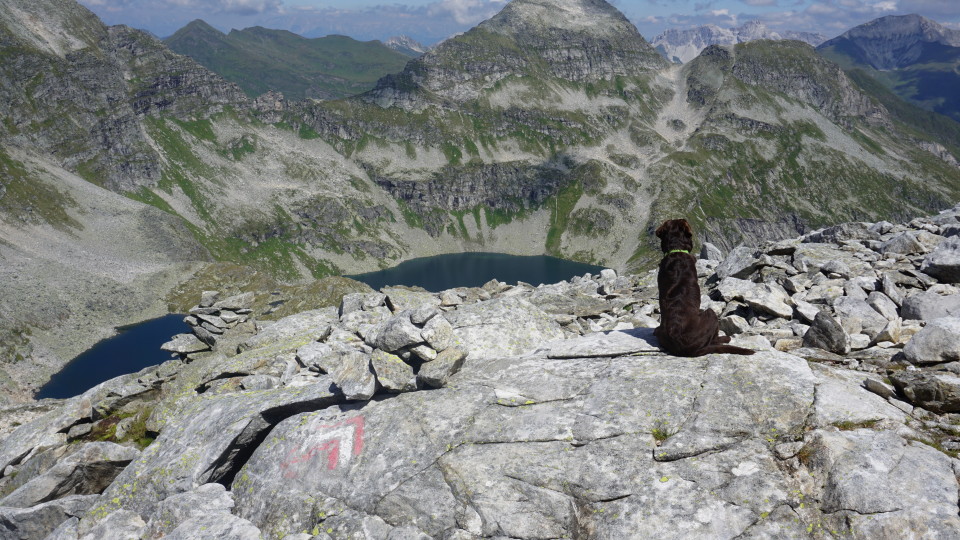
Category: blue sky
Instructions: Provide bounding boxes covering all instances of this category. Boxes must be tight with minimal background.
[78,0,960,44]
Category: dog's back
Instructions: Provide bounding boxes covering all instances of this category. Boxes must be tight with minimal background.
[653,219,754,357]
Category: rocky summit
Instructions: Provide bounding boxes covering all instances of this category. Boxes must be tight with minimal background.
[2,205,960,539]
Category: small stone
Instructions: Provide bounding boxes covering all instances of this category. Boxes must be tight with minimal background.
[370,349,416,392]
[200,322,224,335]
[67,423,93,440]
[440,290,463,307]
[339,293,366,318]
[361,293,388,311]
[716,246,763,280]
[849,333,871,350]
[873,318,902,345]
[803,311,850,355]
[417,347,468,388]
[775,338,803,352]
[833,297,889,339]
[867,291,899,321]
[332,350,376,400]
[880,232,926,255]
[921,237,960,284]
[421,315,454,351]
[161,333,209,354]
[409,344,438,362]
[863,378,895,400]
[213,292,255,311]
[199,291,220,308]
[719,315,749,336]
[410,304,440,326]
[219,311,241,324]
[842,281,868,300]
[889,370,960,413]
[699,242,723,261]
[193,326,217,347]
[822,260,852,279]
[374,312,424,352]
[195,313,228,329]
[901,292,960,321]
[599,268,617,282]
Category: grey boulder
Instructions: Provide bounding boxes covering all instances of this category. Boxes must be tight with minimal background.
[803,311,850,354]
[921,236,960,283]
[0,495,97,540]
[889,370,960,413]
[0,442,139,508]
[903,317,960,365]
[900,291,960,321]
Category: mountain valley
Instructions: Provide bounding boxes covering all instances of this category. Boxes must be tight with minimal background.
[0,0,959,399]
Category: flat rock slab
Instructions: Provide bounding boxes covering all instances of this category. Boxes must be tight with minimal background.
[542,327,661,358]
[445,297,563,360]
[91,382,342,520]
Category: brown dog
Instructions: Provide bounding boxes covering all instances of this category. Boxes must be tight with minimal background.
[653,219,754,357]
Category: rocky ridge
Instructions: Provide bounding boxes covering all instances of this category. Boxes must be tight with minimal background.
[3,205,960,538]
[651,20,827,64]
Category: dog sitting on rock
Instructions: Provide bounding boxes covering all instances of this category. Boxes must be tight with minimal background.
[653,219,754,357]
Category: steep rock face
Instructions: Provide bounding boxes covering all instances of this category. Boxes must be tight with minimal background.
[713,40,885,124]
[0,0,245,192]
[365,0,667,107]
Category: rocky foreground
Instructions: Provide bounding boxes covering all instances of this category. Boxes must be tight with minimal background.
[3,206,960,539]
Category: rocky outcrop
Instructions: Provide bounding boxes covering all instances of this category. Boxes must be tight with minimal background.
[364,0,666,108]
[2,206,960,538]
[0,0,246,192]
[651,20,826,64]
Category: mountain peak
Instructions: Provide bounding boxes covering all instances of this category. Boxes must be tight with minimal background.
[841,13,960,47]
[819,14,960,70]
[366,0,665,106]
[480,0,639,38]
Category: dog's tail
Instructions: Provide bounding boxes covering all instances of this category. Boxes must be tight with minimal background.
[695,344,756,356]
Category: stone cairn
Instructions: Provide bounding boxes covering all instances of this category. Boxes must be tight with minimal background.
[161,291,256,360]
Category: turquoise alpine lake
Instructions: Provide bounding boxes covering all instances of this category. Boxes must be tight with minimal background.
[347,252,606,292]
[35,314,189,400]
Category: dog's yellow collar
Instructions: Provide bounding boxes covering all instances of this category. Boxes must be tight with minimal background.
[667,249,690,255]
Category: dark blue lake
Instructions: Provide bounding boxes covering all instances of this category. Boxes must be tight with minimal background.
[37,254,603,399]
[348,252,606,292]
[36,314,189,400]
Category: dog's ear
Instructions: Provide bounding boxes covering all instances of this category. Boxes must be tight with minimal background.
[679,219,693,237]
[655,221,669,239]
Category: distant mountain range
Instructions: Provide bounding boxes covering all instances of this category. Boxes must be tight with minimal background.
[817,14,960,122]
[650,20,826,64]
[164,20,416,100]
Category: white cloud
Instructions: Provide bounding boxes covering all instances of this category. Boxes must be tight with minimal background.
[742,0,779,6]
[426,0,505,26]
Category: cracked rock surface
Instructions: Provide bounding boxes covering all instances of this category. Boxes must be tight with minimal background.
[4,206,960,538]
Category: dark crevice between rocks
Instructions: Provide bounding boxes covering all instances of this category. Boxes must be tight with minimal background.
[654,442,739,463]
[195,373,252,394]
[204,392,347,488]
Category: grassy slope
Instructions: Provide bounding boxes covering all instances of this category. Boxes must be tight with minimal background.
[164,21,412,100]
